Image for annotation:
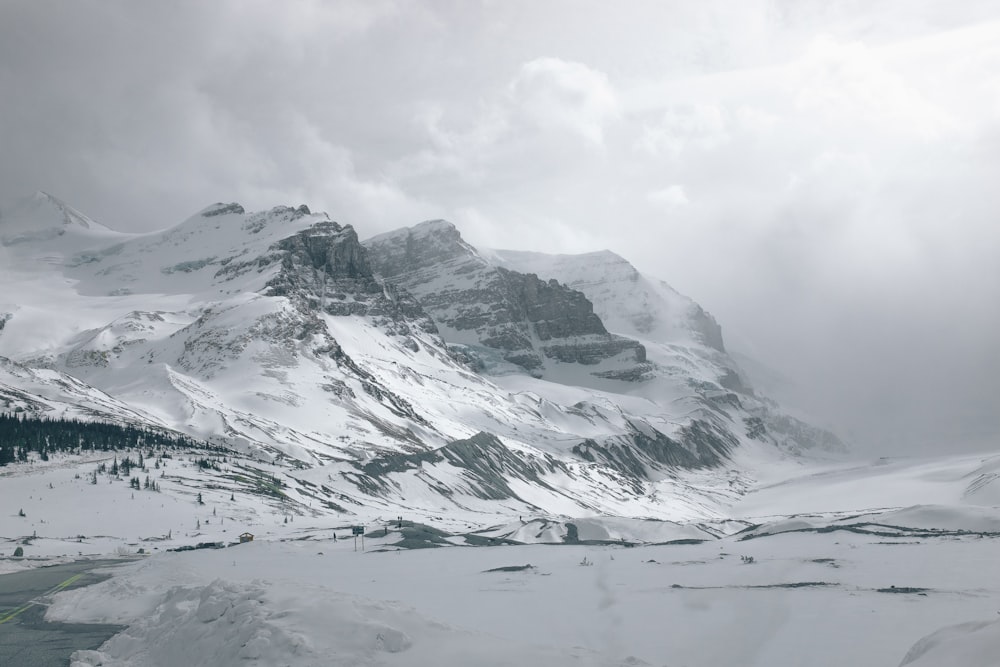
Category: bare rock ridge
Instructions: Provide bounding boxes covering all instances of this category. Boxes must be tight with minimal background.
[492,248,726,353]
[364,220,648,380]
[265,219,435,336]
[0,193,847,523]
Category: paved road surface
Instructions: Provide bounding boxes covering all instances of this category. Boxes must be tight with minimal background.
[0,559,129,666]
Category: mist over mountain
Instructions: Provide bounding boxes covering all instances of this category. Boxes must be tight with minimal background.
[0,192,845,523]
[2,5,999,663]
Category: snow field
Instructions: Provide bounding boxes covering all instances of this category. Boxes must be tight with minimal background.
[3,448,1000,665]
[46,528,1000,667]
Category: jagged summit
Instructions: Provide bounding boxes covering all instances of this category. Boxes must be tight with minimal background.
[0,194,844,526]
[368,218,458,240]
[366,218,480,277]
[58,202,345,298]
[198,202,246,217]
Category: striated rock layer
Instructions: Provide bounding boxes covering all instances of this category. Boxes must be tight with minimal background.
[365,220,648,381]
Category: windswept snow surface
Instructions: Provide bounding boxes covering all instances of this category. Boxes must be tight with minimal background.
[731,453,1000,518]
[0,449,993,666]
[48,511,1000,667]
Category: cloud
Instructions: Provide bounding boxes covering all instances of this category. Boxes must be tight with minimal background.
[638,104,729,157]
[791,36,955,140]
[508,57,621,146]
[1,1,999,454]
[646,185,690,209]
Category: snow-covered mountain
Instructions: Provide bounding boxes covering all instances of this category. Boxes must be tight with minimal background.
[0,193,842,524]
[0,191,120,247]
[365,221,649,382]
[491,247,726,352]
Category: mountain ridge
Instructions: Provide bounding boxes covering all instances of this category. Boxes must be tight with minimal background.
[0,194,844,525]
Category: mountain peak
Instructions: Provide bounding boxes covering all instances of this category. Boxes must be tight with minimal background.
[410,219,459,237]
[364,219,479,278]
[414,218,454,229]
[0,191,118,245]
[198,202,246,217]
[368,219,461,244]
[493,247,727,352]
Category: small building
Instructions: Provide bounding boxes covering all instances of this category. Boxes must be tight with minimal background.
[239,532,254,543]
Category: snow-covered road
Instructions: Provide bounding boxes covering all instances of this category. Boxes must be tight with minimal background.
[0,558,127,666]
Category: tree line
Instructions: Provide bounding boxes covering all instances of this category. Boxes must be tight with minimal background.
[0,413,207,465]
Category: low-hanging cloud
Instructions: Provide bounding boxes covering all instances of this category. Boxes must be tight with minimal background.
[1,0,999,455]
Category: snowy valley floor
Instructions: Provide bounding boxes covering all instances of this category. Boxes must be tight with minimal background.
[3,452,1000,666]
[46,530,1000,667]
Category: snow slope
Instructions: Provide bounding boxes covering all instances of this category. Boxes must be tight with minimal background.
[491,248,725,350]
[0,430,995,666]
[0,195,845,525]
[0,195,991,667]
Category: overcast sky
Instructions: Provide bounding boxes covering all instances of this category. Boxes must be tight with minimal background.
[2,0,999,455]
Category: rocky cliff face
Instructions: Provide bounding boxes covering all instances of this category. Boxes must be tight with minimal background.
[365,221,648,380]
[491,247,846,457]
[492,247,750,392]
[265,220,436,337]
[493,248,726,353]
[26,203,470,458]
[0,194,847,524]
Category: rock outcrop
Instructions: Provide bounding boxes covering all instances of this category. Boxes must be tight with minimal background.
[266,220,436,336]
[493,248,727,353]
[365,221,648,379]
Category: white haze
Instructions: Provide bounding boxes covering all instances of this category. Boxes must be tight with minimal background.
[1,0,998,454]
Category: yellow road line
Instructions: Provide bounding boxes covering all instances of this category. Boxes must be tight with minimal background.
[0,603,32,625]
[0,572,85,625]
[54,573,83,591]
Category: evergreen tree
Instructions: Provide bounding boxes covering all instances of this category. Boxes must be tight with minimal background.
[0,413,218,466]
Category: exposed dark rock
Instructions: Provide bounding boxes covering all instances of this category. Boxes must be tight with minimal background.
[364,222,647,379]
[744,416,767,440]
[265,221,438,335]
[492,248,728,353]
[354,431,569,502]
[201,202,245,217]
[689,304,725,353]
[483,564,535,573]
[572,417,737,484]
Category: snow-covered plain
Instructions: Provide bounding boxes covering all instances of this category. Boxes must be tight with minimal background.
[0,449,997,666]
[50,531,1000,667]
